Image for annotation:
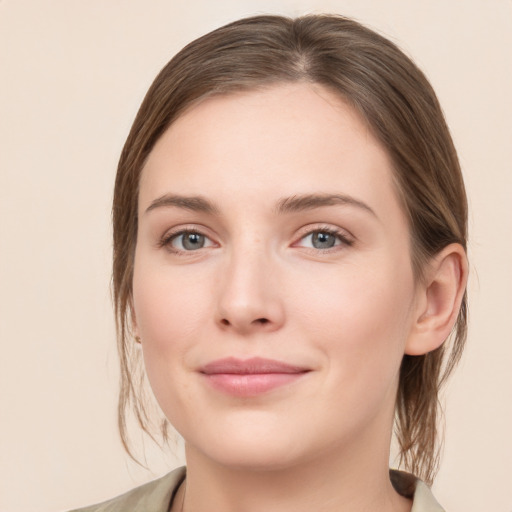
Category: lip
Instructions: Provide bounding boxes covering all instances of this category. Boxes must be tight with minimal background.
[199,357,310,397]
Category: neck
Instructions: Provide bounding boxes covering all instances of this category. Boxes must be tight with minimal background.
[178,437,411,512]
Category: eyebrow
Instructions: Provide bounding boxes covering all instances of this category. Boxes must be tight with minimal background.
[274,193,377,217]
[145,192,376,218]
[145,194,220,215]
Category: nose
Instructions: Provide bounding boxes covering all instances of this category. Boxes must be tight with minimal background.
[215,245,285,335]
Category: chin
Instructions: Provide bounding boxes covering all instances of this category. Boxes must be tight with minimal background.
[199,444,304,472]
[183,420,312,472]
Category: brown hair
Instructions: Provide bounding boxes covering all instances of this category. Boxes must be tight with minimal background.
[112,14,467,484]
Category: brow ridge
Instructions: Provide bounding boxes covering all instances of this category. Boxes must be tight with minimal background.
[145,194,219,215]
[145,192,376,217]
[274,193,376,216]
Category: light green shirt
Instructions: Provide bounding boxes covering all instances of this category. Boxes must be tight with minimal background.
[69,467,444,512]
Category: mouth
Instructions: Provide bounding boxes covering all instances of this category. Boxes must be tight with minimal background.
[199,357,311,397]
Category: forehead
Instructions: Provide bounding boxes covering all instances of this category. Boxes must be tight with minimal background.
[140,83,401,225]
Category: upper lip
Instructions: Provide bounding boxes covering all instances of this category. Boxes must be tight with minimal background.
[200,357,309,375]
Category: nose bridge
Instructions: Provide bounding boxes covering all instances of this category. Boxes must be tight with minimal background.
[216,237,284,333]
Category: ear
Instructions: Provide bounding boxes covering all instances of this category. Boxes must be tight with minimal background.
[405,243,468,356]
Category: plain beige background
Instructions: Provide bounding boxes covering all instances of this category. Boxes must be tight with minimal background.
[1,1,511,511]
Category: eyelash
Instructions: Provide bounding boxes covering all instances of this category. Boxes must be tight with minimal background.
[158,227,212,253]
[295,226,354,252]
[159,225,354,255]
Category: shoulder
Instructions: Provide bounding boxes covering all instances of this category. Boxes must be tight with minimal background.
[68,466,186,512]
[69,466,444,512]
[390,470,445,512]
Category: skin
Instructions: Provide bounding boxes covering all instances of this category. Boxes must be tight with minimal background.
[132,83,467,512]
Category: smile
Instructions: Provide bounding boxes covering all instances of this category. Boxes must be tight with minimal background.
[199,357,311,397]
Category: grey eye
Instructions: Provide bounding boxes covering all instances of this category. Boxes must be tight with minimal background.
[311,231,337,249]
[296,229,347,251]
[173,232,207,250]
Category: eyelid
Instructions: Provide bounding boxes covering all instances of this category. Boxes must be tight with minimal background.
[158,225,218,253]
[292,224,355,249]
[157,223,354,254]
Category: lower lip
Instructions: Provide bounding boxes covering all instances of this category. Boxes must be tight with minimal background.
[203,373,307,397]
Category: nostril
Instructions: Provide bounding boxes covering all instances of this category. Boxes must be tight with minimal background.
[218,317,271,328]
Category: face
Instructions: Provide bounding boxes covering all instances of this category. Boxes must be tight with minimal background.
[133,83,421,470]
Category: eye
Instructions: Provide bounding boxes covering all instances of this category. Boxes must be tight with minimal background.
[296,228,353,250]
[163,229,215,252]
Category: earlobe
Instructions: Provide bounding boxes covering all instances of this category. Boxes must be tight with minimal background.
[405,243,468,356]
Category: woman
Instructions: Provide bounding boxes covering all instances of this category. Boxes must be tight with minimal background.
[73,14,468,512]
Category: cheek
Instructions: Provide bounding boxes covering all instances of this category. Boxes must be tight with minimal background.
[131,260,212,410]
[294,258,415,390]
[133,259,209,345]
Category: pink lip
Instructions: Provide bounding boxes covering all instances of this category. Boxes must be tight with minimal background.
[200,357,310,397]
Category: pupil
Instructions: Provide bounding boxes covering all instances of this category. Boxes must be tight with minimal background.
[183,233,204,250]
[313,232,335,249]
